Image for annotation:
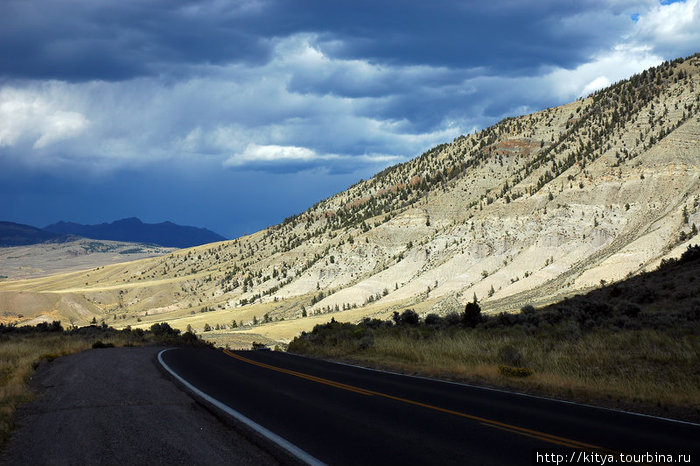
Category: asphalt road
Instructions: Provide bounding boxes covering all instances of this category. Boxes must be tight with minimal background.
[1,347,278,466]
[160,348,700,466]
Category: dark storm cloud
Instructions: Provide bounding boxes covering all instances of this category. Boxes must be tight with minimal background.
[0,0,272,81]
[2,0,698,236]
[0,0,636,82]
[277,0,624,72]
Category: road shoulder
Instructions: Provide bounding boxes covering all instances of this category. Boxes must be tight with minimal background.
[1,346,278,466]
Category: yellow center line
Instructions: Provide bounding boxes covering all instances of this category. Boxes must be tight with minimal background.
[224,350,375,396]
[223,350,620,454]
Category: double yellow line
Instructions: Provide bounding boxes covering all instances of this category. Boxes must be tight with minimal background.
[223,350,619,454]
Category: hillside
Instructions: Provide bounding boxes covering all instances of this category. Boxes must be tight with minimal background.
[285,245,700,420]
[1,55,699,345]
[0,221,67,247]
[44,217,227,248]
[0,239,174,281]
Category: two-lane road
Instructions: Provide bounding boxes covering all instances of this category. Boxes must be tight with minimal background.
[160,348,699,465]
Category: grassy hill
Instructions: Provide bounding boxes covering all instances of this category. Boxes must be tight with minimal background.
[1,54,699,347]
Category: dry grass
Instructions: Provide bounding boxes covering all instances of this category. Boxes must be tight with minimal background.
[294,328,700,421]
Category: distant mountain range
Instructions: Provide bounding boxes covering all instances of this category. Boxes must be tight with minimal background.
[0,218,226,248]
[0,221,69,247]
[44,218,227,248]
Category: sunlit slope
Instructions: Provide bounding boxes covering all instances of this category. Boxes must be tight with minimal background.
[1,55,699,343]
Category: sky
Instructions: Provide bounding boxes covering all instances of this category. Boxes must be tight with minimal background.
[1,0,698,239]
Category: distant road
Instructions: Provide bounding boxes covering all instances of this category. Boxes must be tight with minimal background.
[160,348,700,466]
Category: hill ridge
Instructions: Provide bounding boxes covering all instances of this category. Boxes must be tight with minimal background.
[1,54,699,344]
[44,217,227,248]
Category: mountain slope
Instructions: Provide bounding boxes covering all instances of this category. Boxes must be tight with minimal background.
[44,217,227,248]
[2,55,699,343]
[0,221,67,247]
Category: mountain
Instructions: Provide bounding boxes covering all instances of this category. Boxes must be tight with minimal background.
[1,54,699,343]
[43,217,227,248]
[0,221,68,247]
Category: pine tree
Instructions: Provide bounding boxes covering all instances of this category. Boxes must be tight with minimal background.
[462,294,482,328]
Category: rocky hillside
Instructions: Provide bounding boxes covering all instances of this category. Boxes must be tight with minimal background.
[1,55,698,343]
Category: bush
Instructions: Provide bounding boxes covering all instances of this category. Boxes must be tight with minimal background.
[424,313,443,327]
[179,331,200,346]
[444,312,462,326]
[498,344,524,367]
[251,342,269,350]
[393,309,420,326]
[92,341,114,349]
[358,334,374,350]
[499,365,533,377]
[619,301,641,318]
[150,322,180,336]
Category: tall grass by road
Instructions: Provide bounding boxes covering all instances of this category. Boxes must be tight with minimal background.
[290,319,698,420]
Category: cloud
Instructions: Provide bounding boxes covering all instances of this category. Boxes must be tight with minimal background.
[224,143,326,166]
[0,85,89,150]
[0,1,698,179]
[223,143,403,174]
[0,0,668,83]
[3,0,700,237]
[633,0,700,56]
[0,33,462,174]
[543,44,664,100]
[0,0,274,81]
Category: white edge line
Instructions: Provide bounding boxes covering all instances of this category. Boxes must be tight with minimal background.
[157,348,326,466]
[288,352,700,428]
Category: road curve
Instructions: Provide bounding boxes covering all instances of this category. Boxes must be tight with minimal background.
[160,347,700,466]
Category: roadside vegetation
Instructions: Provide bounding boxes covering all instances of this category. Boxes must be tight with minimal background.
[0,321,207,449]
[289,245,700,421]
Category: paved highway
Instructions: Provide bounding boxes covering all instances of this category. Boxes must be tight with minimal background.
[160,348,699,465]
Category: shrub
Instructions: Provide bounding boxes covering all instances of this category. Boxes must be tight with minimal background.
[619,301,641,318]
[150,322,180,336]
[498,365,533,377]
[424,313,443,327]
[498,344,524,367]
[393,309,420,326]
[92,341,114,349]
[358,334,375,350]
[444,312,462,326]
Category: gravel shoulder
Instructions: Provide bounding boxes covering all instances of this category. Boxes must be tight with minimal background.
[1,346,278,466]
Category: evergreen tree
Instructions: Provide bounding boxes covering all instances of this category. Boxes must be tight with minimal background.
[462,294,482,328]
